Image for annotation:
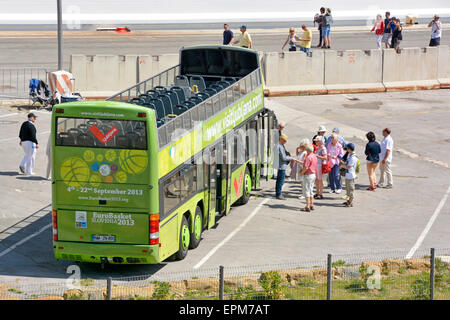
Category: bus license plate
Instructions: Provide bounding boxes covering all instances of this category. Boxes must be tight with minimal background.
[92,235,115,242]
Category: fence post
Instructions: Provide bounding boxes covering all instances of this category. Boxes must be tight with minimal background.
[106,277,112,300]
[219,265,224,300]
[430,248,435,300]
[327,254,332,300]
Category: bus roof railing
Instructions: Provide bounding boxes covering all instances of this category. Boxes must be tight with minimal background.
[106,64,181,102]
[157,67,262,149]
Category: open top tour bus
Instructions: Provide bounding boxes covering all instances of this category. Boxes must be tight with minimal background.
[52,45,278,266]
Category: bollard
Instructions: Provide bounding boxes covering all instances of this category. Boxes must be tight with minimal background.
[219,265,224,300]
[106,277,112,300]
[430,248,435,300]
[327,254,332,300]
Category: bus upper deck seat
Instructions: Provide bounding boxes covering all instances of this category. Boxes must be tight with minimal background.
[189,76,206,93]
[170,86,186,103]
[217,80,231,89]
[56,132,75,146]
[154,86,168,94]
[139,94,152,103]
[188,96,202,105]
[175,75,189,87]
[166,91,180,108]
[77,132,95,147]
[157,94,174,116]
[221,76,238,83]
[148,98,166,120]
[174,104,188,116]
[146,89,158,99]
[182,101,196,110]
[204,88,217,96]
[195,92,210,101]
[209,84,224,92]
[77,123,89,133]
[129,97,145,105]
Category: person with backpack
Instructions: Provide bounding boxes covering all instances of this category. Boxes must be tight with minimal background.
[327,134,344,194]
[340,143,357,207]
[390,18,403,53]
[321,8,333,49]
[313,136,327,199]
[314,7,326,48]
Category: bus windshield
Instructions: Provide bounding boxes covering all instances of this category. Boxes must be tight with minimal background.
[55,117,147,150]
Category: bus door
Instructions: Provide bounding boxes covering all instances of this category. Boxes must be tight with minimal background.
[267,110,277,180]
[215,144,227,215]
[207,148,217,229]
[249,119,260,189]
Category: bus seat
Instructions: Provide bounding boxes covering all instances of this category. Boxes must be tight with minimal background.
[157,94,174,116]
[221,77,238,83]
[217,80,231,88]
[175,75,189,87]
[129,97,145,105]
[154,86,168,94]
[139,94,152,103]
[116,135,128,148]
[77,123,89,132]
[56,132,75,146]
[204,88,217,96]
[188,96,202,105]
[174,104,188,115]
[166,90,180,107]
[182,101,196,110]
[195,92,210,101]
[148,98,166,120]
[170,86,186,102]
[145,89,158,99]
[77,133,95,147]
[189,76,206,92]
[210,84,223,92]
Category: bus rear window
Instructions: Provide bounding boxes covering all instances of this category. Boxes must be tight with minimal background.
[55,117,147,150]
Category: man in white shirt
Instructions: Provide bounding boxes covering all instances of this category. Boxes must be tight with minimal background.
[428,14,442,47]
[378,128,394,188]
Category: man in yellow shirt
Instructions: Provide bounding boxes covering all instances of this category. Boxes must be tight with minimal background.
[233,25,253,49]
[297,24,312,56]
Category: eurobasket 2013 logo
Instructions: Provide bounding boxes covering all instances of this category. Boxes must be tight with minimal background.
[60,150,148,187]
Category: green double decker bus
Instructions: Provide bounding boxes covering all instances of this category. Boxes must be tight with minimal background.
[52,45,278,266]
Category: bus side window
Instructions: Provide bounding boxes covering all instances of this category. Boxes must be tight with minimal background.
[180,164,196,200]
[163,172,180,217]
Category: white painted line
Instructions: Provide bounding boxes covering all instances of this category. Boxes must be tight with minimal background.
[405,185,450,259]
[0,223,51,258]
[193,197,270,269]
[0,130,50,143]
[0,113,19,118]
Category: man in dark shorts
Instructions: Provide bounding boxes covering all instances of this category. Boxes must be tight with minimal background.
[314,7,325,48]
[223,24,234,45]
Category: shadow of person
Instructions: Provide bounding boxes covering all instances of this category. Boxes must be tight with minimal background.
[16,176,48,181]
[0,171,20,176]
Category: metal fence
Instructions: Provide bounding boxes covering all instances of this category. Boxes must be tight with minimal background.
[156,68,262,149]
[1,247,449,300]
[0,67,48,99]
[106,64,180,103]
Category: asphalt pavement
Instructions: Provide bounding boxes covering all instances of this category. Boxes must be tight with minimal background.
[0,89,449,284]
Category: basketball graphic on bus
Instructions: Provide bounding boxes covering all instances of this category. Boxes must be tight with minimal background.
[89,174,101,187]
[119,150,148,175]
[105,150,117,162]
[83,150,95,162]
[115,171,127,183]
[60,157,90,187]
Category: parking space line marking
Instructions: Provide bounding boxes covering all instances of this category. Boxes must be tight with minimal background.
[0,224,51,258]
[0,113,18,118]
[405,185,450,259]
[193,198,270,269]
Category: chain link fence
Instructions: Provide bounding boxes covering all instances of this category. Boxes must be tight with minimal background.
[0,248,449,300]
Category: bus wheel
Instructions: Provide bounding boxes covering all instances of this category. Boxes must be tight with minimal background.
[237,167,252,205]
[175,216,190,260]
[189,207,203,249]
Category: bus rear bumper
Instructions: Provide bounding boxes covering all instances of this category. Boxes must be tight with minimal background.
[53,241,159,264]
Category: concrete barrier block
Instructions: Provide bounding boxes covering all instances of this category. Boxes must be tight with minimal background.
[263,51,326,95]
[87,55,121,92]
[70,54,88,91]
[324,49,385,94]
[383,47,440,91]
[437,45,450,88]
[137,55,154,82]
[118,55,138,90]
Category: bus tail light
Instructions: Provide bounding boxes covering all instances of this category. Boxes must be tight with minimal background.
[138,112,146,118]
[55,108,64,114]
[149,214,159,245]
[52,210,58,241]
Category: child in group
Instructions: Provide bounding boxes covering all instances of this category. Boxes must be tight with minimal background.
[339,143,357,207]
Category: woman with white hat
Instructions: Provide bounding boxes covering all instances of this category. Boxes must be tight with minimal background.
[312,125,327,152]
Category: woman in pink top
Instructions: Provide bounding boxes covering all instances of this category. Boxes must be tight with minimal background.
[371,14,385,49]
[327,134,344,193]
[314,136,327,199]
[299,144,317,212]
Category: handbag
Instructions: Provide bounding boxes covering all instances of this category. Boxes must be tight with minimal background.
[322,156,332,174]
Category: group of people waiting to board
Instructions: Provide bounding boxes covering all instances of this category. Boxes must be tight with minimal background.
[275,122,394,212]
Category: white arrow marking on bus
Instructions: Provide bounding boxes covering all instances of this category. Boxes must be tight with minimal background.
[0,223,52,258]
[193,197,270,269]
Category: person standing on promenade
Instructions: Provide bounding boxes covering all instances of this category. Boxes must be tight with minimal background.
[327,134,344,194]
[314,7,326,48]
[275,134,292,200]
[297,24,312,56]
[391,18,403,53]
[378,128,394,189]
[321,8,333,49]
[428,14,442,47]
[371,14,385,49]
[233,25,253,49]
[340,143,357,207]
[223,24,234,45]
[382,12,392,49]
[19,113,39,175]
[282,28,299,52]
[314,136,327,199]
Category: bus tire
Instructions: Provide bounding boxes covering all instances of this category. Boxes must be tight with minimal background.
[237,166,252,205]
[189,206,203,249]
[175,216,190,260]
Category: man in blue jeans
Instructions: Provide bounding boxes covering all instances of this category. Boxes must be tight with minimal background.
[275,134,294,200]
